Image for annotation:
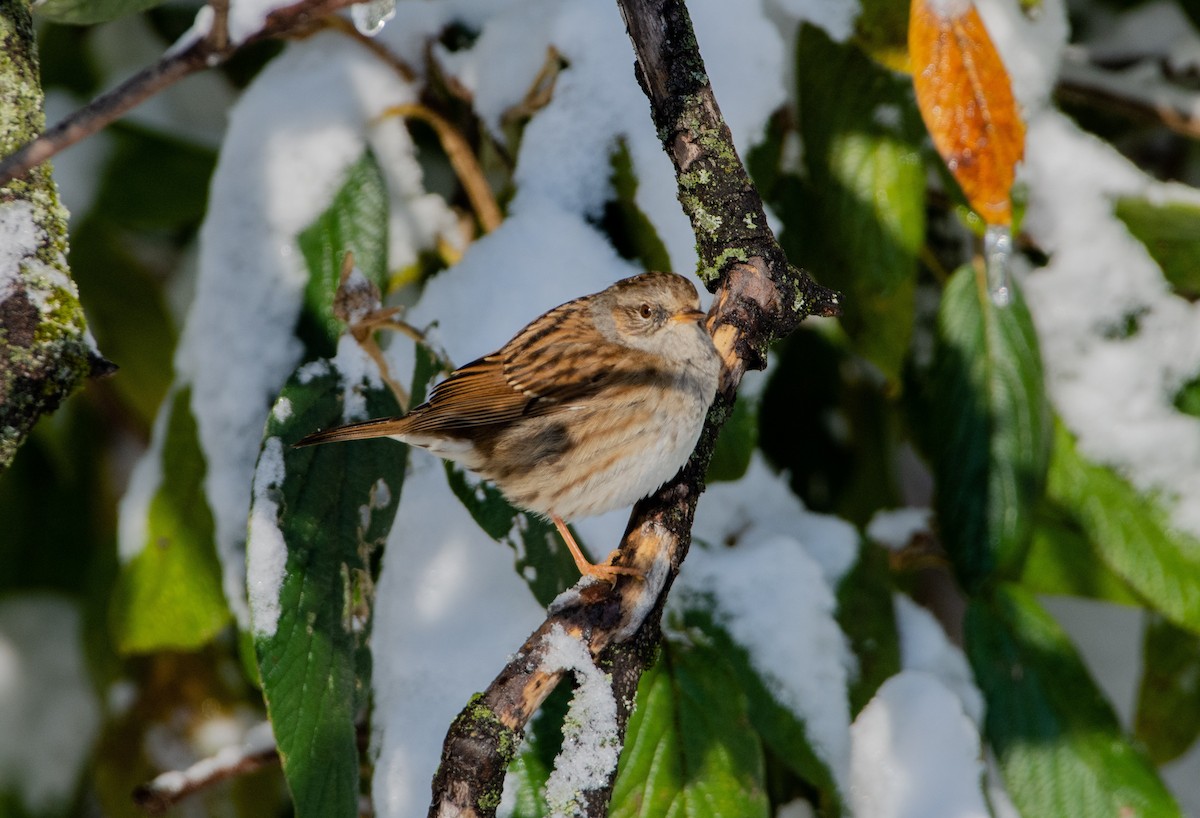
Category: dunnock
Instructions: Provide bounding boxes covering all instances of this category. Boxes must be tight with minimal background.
[297,271,721,581]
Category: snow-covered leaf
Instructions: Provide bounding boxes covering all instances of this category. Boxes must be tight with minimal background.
[111,387,229,653]
[923,265,1050,589]
[966,584,1181,818]
[609,641,769,818]
[792,24,925,380]
[682,611,845,816]
[250,159,405,815]
[848,671,989,818]
[1047,420,1200,632]
[251,355,404,818]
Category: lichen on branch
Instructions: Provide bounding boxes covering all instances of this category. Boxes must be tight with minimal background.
[0,0,100,469]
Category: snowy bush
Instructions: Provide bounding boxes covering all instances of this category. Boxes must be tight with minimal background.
[3,0,1200,816]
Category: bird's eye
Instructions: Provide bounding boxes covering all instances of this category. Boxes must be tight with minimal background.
[639,303,653,319]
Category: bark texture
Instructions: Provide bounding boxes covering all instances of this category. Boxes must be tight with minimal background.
[0,0,99,469]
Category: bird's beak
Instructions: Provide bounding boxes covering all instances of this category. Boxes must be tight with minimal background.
[670,308,707,324]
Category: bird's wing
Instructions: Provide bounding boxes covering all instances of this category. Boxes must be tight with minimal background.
[404,332,660,435]
[401,353,533,431]
[298,298,667,443]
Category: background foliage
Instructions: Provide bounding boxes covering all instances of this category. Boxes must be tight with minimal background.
[3,0,1200,816]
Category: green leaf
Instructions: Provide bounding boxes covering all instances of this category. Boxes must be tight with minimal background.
[1174,372,1200,419]
[923,265,1051,589]
[836,541,900,716]
[111,387,230,653]
[706,394,757,483]
[745,109,789,204]
[854,0,909,65]
[1135,615,1200,764]
[251,359,405,818]
[791,25,925,379]
[443,463,579,607]
[296,151,391,357]
[1046,419,1200,632]
[93,126,217,231]
[966,584,1181,818]
[33,0,165,24]
[1114,197,1200,300]
[759,327,903,522]
[604,139,672,273]
[69,218,176,427]
[680,611,845,816]
[1019,508,1140,606]
[0,400,109,595]
[251,141,406,816]
[610,640,769,818]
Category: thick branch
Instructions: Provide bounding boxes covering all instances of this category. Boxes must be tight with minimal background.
[0,0,104,469]
[427,2,839,816]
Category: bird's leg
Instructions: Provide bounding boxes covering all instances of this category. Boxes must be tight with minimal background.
[551,516,642,582]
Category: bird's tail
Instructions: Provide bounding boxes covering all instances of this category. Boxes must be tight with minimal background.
[294,416,409,447]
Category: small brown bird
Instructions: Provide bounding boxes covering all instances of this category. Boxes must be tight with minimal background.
[297,271,722,581]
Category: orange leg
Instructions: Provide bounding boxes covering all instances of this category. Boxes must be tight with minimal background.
[551,516,642,582]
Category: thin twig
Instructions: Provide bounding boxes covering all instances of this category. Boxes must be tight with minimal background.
[208,0,231,53]
[132,723,279,815]
[0,0,361,187]
[0,41,206,186]
[1056,48,1200,140]
[320,14,419,81]
[377,103,504,233]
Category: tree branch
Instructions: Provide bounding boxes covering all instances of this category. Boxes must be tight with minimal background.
[132,722,279,814]
[426,2,839,816]
[0,0,362,188]
[1056,49,1200,140]
[0,0,108,469]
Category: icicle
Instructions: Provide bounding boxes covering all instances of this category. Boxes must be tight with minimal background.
[350,0,395,36]
[984,223,1012,307]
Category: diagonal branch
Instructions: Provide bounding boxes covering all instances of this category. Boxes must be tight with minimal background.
[0,0,362,187]
[426,2,840,816]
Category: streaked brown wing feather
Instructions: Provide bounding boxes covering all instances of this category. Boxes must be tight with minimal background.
[400,354,531,432]
[406,300,663,433]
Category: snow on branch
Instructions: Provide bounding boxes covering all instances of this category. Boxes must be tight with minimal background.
[132,722,278,815]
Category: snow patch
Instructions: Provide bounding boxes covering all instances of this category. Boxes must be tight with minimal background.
[246,437,288,637]
[849,671,989,818]
[541,625,622,817]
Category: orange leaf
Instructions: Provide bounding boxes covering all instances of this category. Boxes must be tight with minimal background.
[910,0,1025,226]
